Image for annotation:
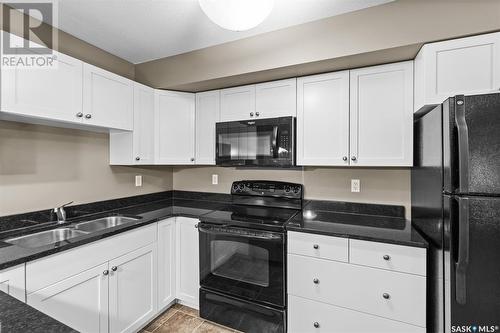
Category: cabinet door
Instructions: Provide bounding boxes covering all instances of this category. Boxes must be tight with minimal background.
[0,264,26,302]
[195,90,220,165]
[220,84,255,121]
[133,83,155,164]
[27,263,109,333]
[297,71,350,166]
[158,218,176,310]
[1,34,83,123]
[155,90,195,164]
[415,32,500,112]
[255,78,297,119]
[350,61,413,166]
[83,63,133,130]
[176,217,200,308]
[109,244,157,333]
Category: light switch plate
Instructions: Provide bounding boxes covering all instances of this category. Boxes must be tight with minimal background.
[351,179,360,192]
[212,174,218,185]
[135,175,142,187]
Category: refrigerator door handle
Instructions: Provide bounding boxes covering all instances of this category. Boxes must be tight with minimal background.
[454,95,470,193]
[455,196,470,305]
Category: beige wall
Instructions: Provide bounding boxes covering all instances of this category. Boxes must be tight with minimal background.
[0,121,173,216]
[173,167,411,219]
[135,0,500,91]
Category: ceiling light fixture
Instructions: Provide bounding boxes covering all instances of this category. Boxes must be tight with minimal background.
[199,0,274,32]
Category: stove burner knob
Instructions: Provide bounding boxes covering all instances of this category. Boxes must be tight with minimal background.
[232,184,239,191]
[284,186,291,193]
[238,184,245,191]
[293,186,300,194]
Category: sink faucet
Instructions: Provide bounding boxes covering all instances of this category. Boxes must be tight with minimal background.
[54,201,73,224]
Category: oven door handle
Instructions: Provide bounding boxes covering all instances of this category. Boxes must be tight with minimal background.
[198,225,282,241]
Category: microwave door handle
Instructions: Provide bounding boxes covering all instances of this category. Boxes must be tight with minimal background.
[455,196,470,305]
[272,125,279,158]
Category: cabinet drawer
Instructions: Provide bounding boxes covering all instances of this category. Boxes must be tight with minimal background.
[349,239,426,276]
[288,254,426,327]
[287,231,348,262]
[27,224,156,293]
[288,295,425,333]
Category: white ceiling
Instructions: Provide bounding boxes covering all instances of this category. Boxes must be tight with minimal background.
[54,0,393,64]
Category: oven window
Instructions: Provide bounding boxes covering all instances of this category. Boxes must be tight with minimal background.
[210,240,270,287]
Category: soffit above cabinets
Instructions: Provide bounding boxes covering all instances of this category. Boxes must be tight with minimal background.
[53,0,393,64]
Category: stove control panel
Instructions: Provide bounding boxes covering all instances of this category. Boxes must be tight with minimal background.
[231,180,303,199]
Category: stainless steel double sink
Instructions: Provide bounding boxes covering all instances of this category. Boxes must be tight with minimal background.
[4,216,141,248]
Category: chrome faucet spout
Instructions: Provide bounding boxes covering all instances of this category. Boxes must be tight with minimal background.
[54,201,73,224]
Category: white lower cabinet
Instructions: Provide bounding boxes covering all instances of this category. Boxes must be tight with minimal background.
[27,263,109,333]
[175,217,200,308]
[288,295,425,333]
[287,232,427,331]
[109,243,157,333]
[158,218,176,310]
[0,264,26,302]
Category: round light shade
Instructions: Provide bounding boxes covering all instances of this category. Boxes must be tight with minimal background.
[199,0,274,31]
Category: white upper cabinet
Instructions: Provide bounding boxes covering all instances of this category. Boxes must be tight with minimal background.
[132,83,155,164]
[414,32,500,112]
[255,78,297,119]
[109,83,155,165]
[155,90,196,164]
[220,84,256,121]
[1,34,83,124]
[350,61,413,167]
[297,71,350,166]
[195,90,220,165]
[83,63,134,130]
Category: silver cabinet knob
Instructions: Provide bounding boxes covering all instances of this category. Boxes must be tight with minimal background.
[111,266,117,272]
[135,157,140,161]
[195,224,199,229]
[250,112,254,117]
[85,114,92,119]
[313,322,320,328]
[351,156,357,161]
[76,112,83,118]
[383,293,390,299]
[190,157,195,162]
[342,156,348,161]
[255,112,260,117]
[103,270,109,276]
[313,244,319,249]
[313,278,319,284]
[383,254,391,261]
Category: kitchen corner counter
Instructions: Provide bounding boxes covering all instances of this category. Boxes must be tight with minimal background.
[0,292,76,333]
[286,200,428,248]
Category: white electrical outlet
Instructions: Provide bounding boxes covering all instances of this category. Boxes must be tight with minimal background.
[351,179,360,192]
[135,175,142,187]
[212,174,218,185]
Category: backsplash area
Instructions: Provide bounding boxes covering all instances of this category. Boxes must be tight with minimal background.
[172,166,411,219]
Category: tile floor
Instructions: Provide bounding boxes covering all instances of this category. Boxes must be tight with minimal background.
[141,303,240,333]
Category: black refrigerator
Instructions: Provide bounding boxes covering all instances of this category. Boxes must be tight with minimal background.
[412,93,500,333]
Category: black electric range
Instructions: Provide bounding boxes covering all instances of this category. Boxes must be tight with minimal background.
[198,180,303,333]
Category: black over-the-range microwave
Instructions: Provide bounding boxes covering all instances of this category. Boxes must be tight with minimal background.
[215,116,296,167]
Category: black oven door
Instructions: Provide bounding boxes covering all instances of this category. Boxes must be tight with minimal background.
[216,116,295,167]
[198,222,285,308]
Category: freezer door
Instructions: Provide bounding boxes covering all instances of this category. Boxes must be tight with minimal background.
[444,195,500,331]
[443,93,500,195]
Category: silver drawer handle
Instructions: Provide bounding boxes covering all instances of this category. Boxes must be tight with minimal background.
[383,255,391,261]
[313,278,319,284]
[383,293,390,299]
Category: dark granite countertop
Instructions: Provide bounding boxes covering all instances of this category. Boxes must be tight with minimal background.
[0,291,76,333]
[286,200,428,248]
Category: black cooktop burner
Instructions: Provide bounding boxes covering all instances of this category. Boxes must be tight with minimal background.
[200,204,300,231]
